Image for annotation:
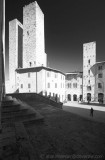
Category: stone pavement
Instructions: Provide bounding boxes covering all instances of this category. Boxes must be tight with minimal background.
[63,102,105,124]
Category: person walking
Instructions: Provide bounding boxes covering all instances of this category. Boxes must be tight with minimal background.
[90,107,94,117]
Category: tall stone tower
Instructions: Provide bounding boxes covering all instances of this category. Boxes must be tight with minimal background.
[23,1,47,68]
[9,19,23,92]
[83,42,96,102]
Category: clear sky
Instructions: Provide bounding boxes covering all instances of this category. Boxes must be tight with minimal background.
[5,0,105,80]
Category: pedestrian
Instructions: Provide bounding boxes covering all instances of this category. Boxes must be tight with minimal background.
[90,107,94,117]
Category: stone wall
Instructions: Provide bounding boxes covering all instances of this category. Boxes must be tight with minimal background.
[23,1,46,68]
[9,19,23,93]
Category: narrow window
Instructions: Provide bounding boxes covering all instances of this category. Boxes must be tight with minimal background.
[88,70,90,75]
[69,83,71,88]
[47,72,50,77]
[48,83,50,88]
[98,83,102,88]
[88,59,90,64]
[28,83,31,88]
[55,83,57,88]
[28,72,30,77]
[29,62,32,67]
[21,84,23,88]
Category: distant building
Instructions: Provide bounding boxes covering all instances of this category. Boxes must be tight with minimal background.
[91,61,105,103]
[65,72,83,102]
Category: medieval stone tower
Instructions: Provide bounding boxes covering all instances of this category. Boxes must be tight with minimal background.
[9,19,23,92]
[83,42,96,102]
[23,1,47,68]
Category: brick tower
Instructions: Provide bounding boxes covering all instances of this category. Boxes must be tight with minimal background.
[9,19,23,92]
[23,1,47,68]
[83,42,96,102]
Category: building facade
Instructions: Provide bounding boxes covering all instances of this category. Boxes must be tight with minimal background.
[15,67,65,102]
[65,72,83,102]
[91,61,105,103]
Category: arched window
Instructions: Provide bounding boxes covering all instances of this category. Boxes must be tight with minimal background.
[73,94,77,101]
[87,93,91,101]
[68,94,71,101]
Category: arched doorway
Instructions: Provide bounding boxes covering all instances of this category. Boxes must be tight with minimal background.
[98,93,104,104]
[87,93,91,101]
[79,95,82,101]
[68,94,71,101]
[73,94,77,101]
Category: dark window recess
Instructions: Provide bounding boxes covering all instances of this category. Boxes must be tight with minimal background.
[28,84,31,88]
[55,83,57,88]
[98,66,102,70]
[21,84,23,88]
[87,86,91,91]
[98,73,102,78]
[48,83,50,88]
[29,62,32,67]
[28,72,30,77]
[27,31,29,35]
[88,70,90,74]
[88,59,90,64]
[98,83,102,89]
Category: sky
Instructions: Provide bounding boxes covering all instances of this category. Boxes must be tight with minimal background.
[5,0,105,80]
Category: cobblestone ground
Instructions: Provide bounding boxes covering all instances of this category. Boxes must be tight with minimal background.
[25,102,105,160]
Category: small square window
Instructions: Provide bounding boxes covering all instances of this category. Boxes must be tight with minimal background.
[98,66,102,70]
[98,73,102,78]
[98,83,102,88]
[87,86,91,91]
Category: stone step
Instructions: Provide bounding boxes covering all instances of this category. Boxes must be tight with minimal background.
[1,112,36,123]
[2,100,14,106]
[2,108,28,117]
[2,109,36,119]
[1,105,27,113]
[2,102,19,107]
[0,136,16,148]
[23,112,44,126]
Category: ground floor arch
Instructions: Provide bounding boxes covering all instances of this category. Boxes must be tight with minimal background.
[98,93,104,104]
[67,94,71,101]
[73,94,77,101]
[87,93,91,101]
